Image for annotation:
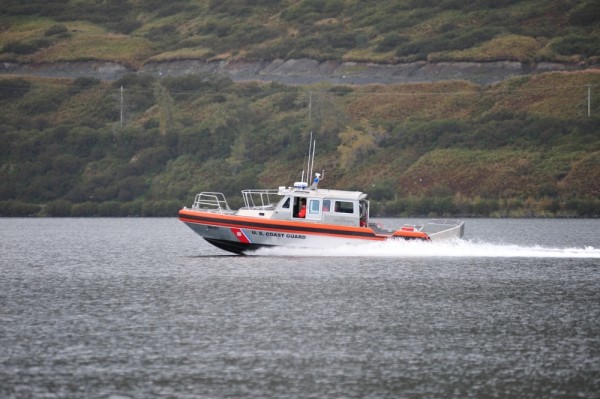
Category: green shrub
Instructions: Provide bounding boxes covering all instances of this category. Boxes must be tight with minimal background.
[375,34,408,53]
[233,24,283,47]
[247,42,291,60]
[565,198,600,217]
[551,34,600,57]
[472,197,499,216]
[113,74,156,112]
[568,1,600,26]
[44,199,72,217]
[0,78,31,100]
[98,201,121,216]
[20,90,65,115]
[144,24,178,42]
[162,74,233,99]
[370,180,396,201]
[114,19,142,34]
[44,24,70,38]
[0,201,41,216]
[156,3,187,17]
[71,202,99,217]
[120,201,143,216]
[396,27,500,59]
[117,176,148,201]
[152,200,181,216]
[72,77,101,90]
[2,41,39,55]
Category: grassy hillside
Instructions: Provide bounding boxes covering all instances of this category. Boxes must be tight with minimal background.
[1,0,599,67]
[1,70,599,217]
[1,0,599,217]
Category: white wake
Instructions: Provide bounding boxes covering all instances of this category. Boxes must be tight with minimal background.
[251,239,600,258]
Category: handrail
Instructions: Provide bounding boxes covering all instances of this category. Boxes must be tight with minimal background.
[241,189,279,210]
[192,192,231,212]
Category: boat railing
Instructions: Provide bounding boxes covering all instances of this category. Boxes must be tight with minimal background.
[192,192,232,213]
[241,189,279,210]
[423,219,465,239]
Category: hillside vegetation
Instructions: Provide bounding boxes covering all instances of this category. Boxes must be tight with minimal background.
[1,0,599,66]
[1,0,600,217]
[1,71,599,217]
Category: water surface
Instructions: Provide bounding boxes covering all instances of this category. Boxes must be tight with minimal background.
[1,218,599,398]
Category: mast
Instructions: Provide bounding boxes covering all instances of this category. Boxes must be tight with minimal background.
[306,131,313,186]
[310,139,316,185]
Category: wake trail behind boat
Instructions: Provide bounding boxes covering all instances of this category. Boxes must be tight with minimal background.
[251,239,600,258]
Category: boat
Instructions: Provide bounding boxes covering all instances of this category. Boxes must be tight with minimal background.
[178,142,464,255]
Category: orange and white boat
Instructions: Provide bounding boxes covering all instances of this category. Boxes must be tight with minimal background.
[179,185,464,254]
[180,138,464,254]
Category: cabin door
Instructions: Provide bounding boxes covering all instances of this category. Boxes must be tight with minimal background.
[305,199,322,221]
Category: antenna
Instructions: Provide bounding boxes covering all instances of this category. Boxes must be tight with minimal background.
[588,84,591,117]
[308,92,312,126]
[306,131,313,185]
[310,139,316,185]
[120,86,124,127]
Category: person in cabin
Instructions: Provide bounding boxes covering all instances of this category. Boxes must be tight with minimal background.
[298,199,307,218]
[310,172,322,190]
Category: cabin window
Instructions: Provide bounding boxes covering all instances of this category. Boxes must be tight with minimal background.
[282,198,290,209]
[309,199,320,214]
[322,199,331,212]
[334,201,354,214]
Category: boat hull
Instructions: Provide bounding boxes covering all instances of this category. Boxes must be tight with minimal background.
[180,209,389,254]
[203,238,267,255]
[179,209,462,255]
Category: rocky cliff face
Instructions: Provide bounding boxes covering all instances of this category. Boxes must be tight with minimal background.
[0,59,591,85]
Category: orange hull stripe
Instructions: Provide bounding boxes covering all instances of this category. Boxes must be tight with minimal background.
[179,209,386,241]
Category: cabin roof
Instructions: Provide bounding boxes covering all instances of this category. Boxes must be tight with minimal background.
[278,187,367,201]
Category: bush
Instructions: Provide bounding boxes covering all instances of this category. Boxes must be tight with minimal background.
[71,202,99,217]
[0,201,41,216]
[568,1,600,26]
[44,199,72,217]
[472,197,499,216]
[162,74,233,99]
[432,197,457,216]
[44,24,70,38]
[152,200,182,216]
[232,24,283,47]
[369,181,397,201]
[120,201,143,216]
[2,41,37,55]
[142,200,181,217]
[396,27,500,59]
[247,42,291,60]
[0,78,31,100]
[20,90,65,115]
[2,38,52,55]
[115,18,143,34]
[282,1,325,22]
[144,24,179,44]
[380,198,407,216]
[117,176,148,201]
[565,198,600,217]
[72,77,101,90]
[375,34,408,53]
[98,201,121,216]
[551,34,600,58]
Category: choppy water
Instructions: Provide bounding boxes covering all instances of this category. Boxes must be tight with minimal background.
[1,218,599,398]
